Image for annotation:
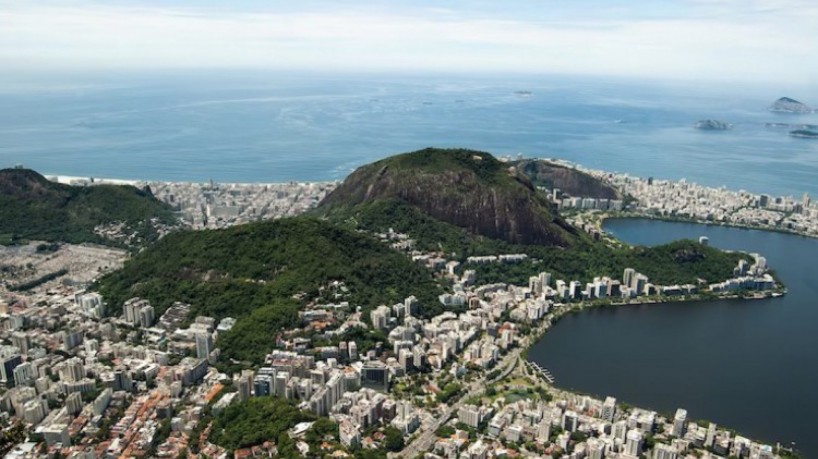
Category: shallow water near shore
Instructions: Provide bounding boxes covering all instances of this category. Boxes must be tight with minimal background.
[527,218,818,456]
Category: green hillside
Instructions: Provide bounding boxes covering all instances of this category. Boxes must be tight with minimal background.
[96,217,443,365]
[209,397,326,452]
[320,198,748,287]
[0,168,176,247]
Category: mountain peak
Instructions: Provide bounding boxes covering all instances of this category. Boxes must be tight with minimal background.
[0,168,60,200]
[319,148,578,247]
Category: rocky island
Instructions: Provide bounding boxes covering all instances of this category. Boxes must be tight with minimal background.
[789,129,818,139]
[769,97,813,114]
[694,119,732,130]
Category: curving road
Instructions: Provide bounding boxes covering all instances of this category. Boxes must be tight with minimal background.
[394,344,526,458]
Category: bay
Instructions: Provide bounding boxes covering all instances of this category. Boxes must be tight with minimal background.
[527,218,818,456]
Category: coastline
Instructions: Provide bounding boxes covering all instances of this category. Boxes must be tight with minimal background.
[46,173,338,187]
[595,210,818,243]
[517,217,815,457]
[519,298,797,456]
[520,295,797,455]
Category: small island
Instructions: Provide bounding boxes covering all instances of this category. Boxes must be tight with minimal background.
[789,129,818,139]
[769,96,813,114]
[694,119,732,130]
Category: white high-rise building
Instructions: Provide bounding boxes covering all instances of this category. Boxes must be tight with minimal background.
[632,274,648,295]
[123,298,150,325]
[66,391,83,415]
[756,256,767,270]
[705,422,717,448]
[195,333,213,360]
[562,410,579,432]
[653,443,678,459]
[556,280,568,299]
[586,437,606,459]
[57,358,85,383]
[458,405,481,428]
[672,408,687,438]
[623,268,636,287]
[595,281,608,299]
[139,305,155,328]
[612,420,628,442]
[348,341,358,360]
[625,429,643,457]
[11,332,31,355]
[23,398,49,425]
[569,281,582,300]
[539,272,552,290]
[601,396,616,422]
[404,296,418,317]
[370,305,391,330]
[13,362,34,387]
[75,292,105,318]
[529,276,542,296]
[537,420,551,443]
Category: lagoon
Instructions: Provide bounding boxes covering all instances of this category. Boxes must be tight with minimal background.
[527,218,818,456]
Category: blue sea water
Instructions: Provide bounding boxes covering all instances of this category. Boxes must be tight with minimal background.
[1,72,817,195]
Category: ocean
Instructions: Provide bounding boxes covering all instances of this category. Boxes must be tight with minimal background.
[1,72,817,196]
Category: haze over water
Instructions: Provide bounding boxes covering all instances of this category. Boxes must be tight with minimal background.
[528,219,818,456]
[1,73,817,197]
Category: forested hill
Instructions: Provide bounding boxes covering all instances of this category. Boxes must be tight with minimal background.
[315,148,746,291]
[319,148,578,247]
[96,217,443,365]
[0,168,176,247]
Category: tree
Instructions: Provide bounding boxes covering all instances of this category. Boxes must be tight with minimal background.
[436,425,456,437]
[384,426,405,452]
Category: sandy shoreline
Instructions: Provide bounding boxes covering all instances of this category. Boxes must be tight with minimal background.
[46,174,336,187]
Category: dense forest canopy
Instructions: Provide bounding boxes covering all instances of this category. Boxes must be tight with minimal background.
[0,168,176,246]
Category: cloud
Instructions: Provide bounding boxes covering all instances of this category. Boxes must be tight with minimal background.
[0,0,816,84]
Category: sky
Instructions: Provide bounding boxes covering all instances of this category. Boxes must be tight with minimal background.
[1,0,818,84]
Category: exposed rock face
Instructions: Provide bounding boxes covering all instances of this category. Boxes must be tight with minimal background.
[0,168,65,201]
[769,97,813,114]
[694,120,732,130]
[320,148,578,247]
[513,159,619,200]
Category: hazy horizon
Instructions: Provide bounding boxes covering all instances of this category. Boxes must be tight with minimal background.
[2,0,818,86]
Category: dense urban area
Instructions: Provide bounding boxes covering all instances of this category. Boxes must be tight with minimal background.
[550,160,818,238]
[0,160,805,459]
